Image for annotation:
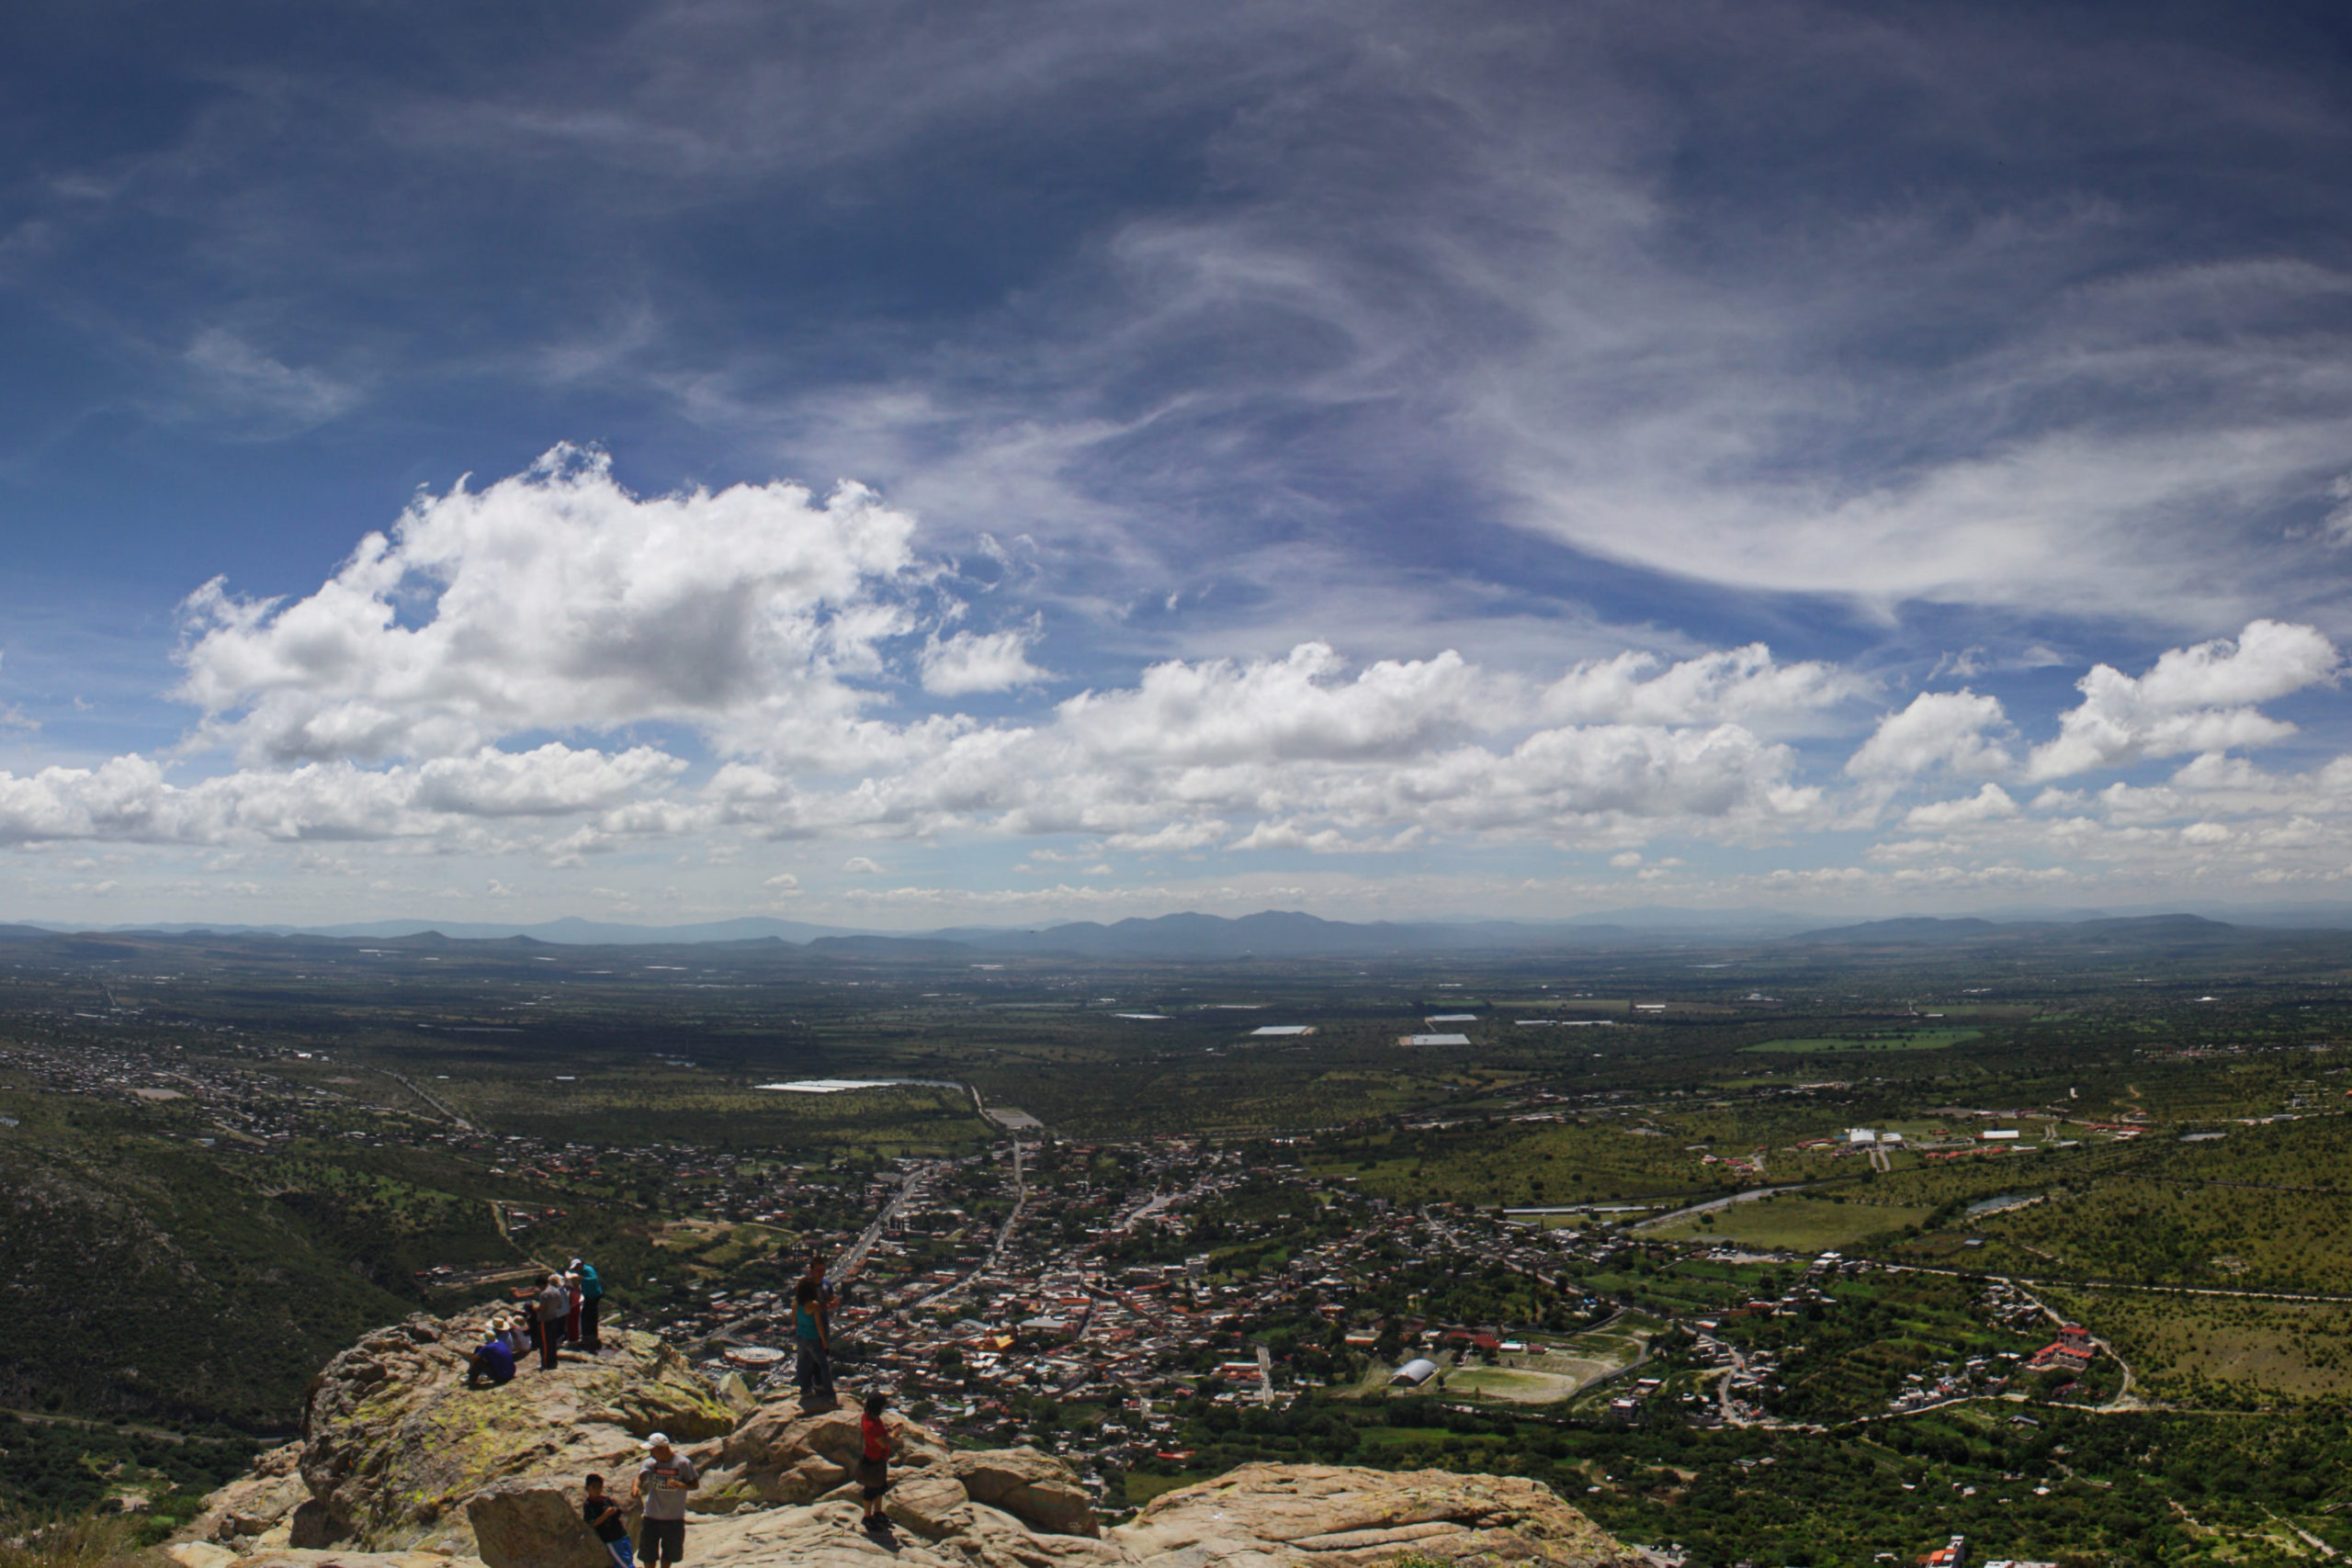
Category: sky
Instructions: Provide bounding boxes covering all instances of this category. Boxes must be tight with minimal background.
[6,1,2352,930]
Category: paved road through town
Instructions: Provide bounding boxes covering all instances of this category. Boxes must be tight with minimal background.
[373,1066,476,1131]
[912,1139,1030,1308]
[839,1159,944,1283]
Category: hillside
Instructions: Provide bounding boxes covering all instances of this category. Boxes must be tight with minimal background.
[0,1112,425,1427]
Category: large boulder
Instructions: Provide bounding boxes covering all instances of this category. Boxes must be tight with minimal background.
[183,1442,307,1547]
[465,1481,607,1568]
[173,1552,471,1568]
[699,1399,951,1513]
[947,1448,1100,1538]
[684,1496,1125,1568]
[877,1472,971,1540]
[1112,1463,1649,1567]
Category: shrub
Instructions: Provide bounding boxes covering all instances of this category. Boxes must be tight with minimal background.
[0,1511,147,1568]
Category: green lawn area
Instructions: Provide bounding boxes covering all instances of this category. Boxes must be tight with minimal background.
[1742,1028,1983,1055]
[1648,1196,1936,1249]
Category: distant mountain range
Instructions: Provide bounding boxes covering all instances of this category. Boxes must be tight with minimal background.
[11,908,1770,958]
[8,904,2348,960]
[24,914,855,945]
[1781,912,2269,951]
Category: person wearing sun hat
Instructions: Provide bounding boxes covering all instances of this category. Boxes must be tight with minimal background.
[632,1432,696,1568]
[466,1319,516,1388]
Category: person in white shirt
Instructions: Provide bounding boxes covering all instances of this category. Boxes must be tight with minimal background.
[632,1433,697,1567]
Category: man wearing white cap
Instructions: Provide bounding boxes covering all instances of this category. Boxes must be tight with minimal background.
[632,1432,696,1568]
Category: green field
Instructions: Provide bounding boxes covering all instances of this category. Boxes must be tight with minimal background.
[2039,1286,2352,1404]
[1647,1196,1937,1249]
[1743,1028,1983,1055]
[1437,1365,1584,1403]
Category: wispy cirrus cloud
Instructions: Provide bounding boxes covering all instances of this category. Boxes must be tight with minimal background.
[10,5,2352,921]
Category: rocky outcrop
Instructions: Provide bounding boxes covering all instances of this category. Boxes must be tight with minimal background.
[1118,1463,1645,1567]
[947,1448,1101,1538]
[695,1401,1093,1537]
[175,1313,1641,1568]
[293,1311,735,1555]
[181,1442,308,1549]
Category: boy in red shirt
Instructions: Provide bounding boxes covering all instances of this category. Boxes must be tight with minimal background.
[858,1392,899,1534]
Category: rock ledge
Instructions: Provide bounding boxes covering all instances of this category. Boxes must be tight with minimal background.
[173,1312,1645,1568]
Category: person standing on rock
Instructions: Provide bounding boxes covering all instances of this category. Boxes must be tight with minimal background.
[536,1271,571,1371]
[565,1269,585,1344]
[804,1253,839,1329]
[793,1277,834,1405]
[632,1433,696,1568]
[856,1392,899,1536]
[576,1256,605,1352]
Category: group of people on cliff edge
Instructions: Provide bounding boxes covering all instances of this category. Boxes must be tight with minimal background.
[465,1256,603,1386]
[463,1246,902,1555]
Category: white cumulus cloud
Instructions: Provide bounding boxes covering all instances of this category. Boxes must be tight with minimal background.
[708,643,1818,849]
[2028,620,2338,779]
[1539,645,1860,729]
[1904,782,2019,829]
[918,627,1047,695]
[1847,691,2014,778]
[175,444,920,763]
[0,743,682,847]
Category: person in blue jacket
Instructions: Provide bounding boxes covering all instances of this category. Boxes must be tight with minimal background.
[467,1327,516,1388]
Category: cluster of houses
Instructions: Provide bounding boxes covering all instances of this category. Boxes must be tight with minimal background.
[2021,1325,2096,1378]
[617,1139,1661,1471]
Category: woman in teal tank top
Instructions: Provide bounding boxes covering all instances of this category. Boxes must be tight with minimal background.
[793,1278,834,1404]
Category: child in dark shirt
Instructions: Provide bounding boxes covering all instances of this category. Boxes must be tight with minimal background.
[582,1474,633,1568]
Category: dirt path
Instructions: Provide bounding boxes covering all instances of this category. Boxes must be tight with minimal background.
[3,1407,220,1445]
[2009,1275,2143,1412]
[1893,1262,2352,1306]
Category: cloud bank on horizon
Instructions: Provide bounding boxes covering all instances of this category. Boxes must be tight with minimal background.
[3,1,2352,925]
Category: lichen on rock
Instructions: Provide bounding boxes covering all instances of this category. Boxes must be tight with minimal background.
[292,1312,736,1555]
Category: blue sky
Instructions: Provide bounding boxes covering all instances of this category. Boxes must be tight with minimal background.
[6,1,2352,928]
